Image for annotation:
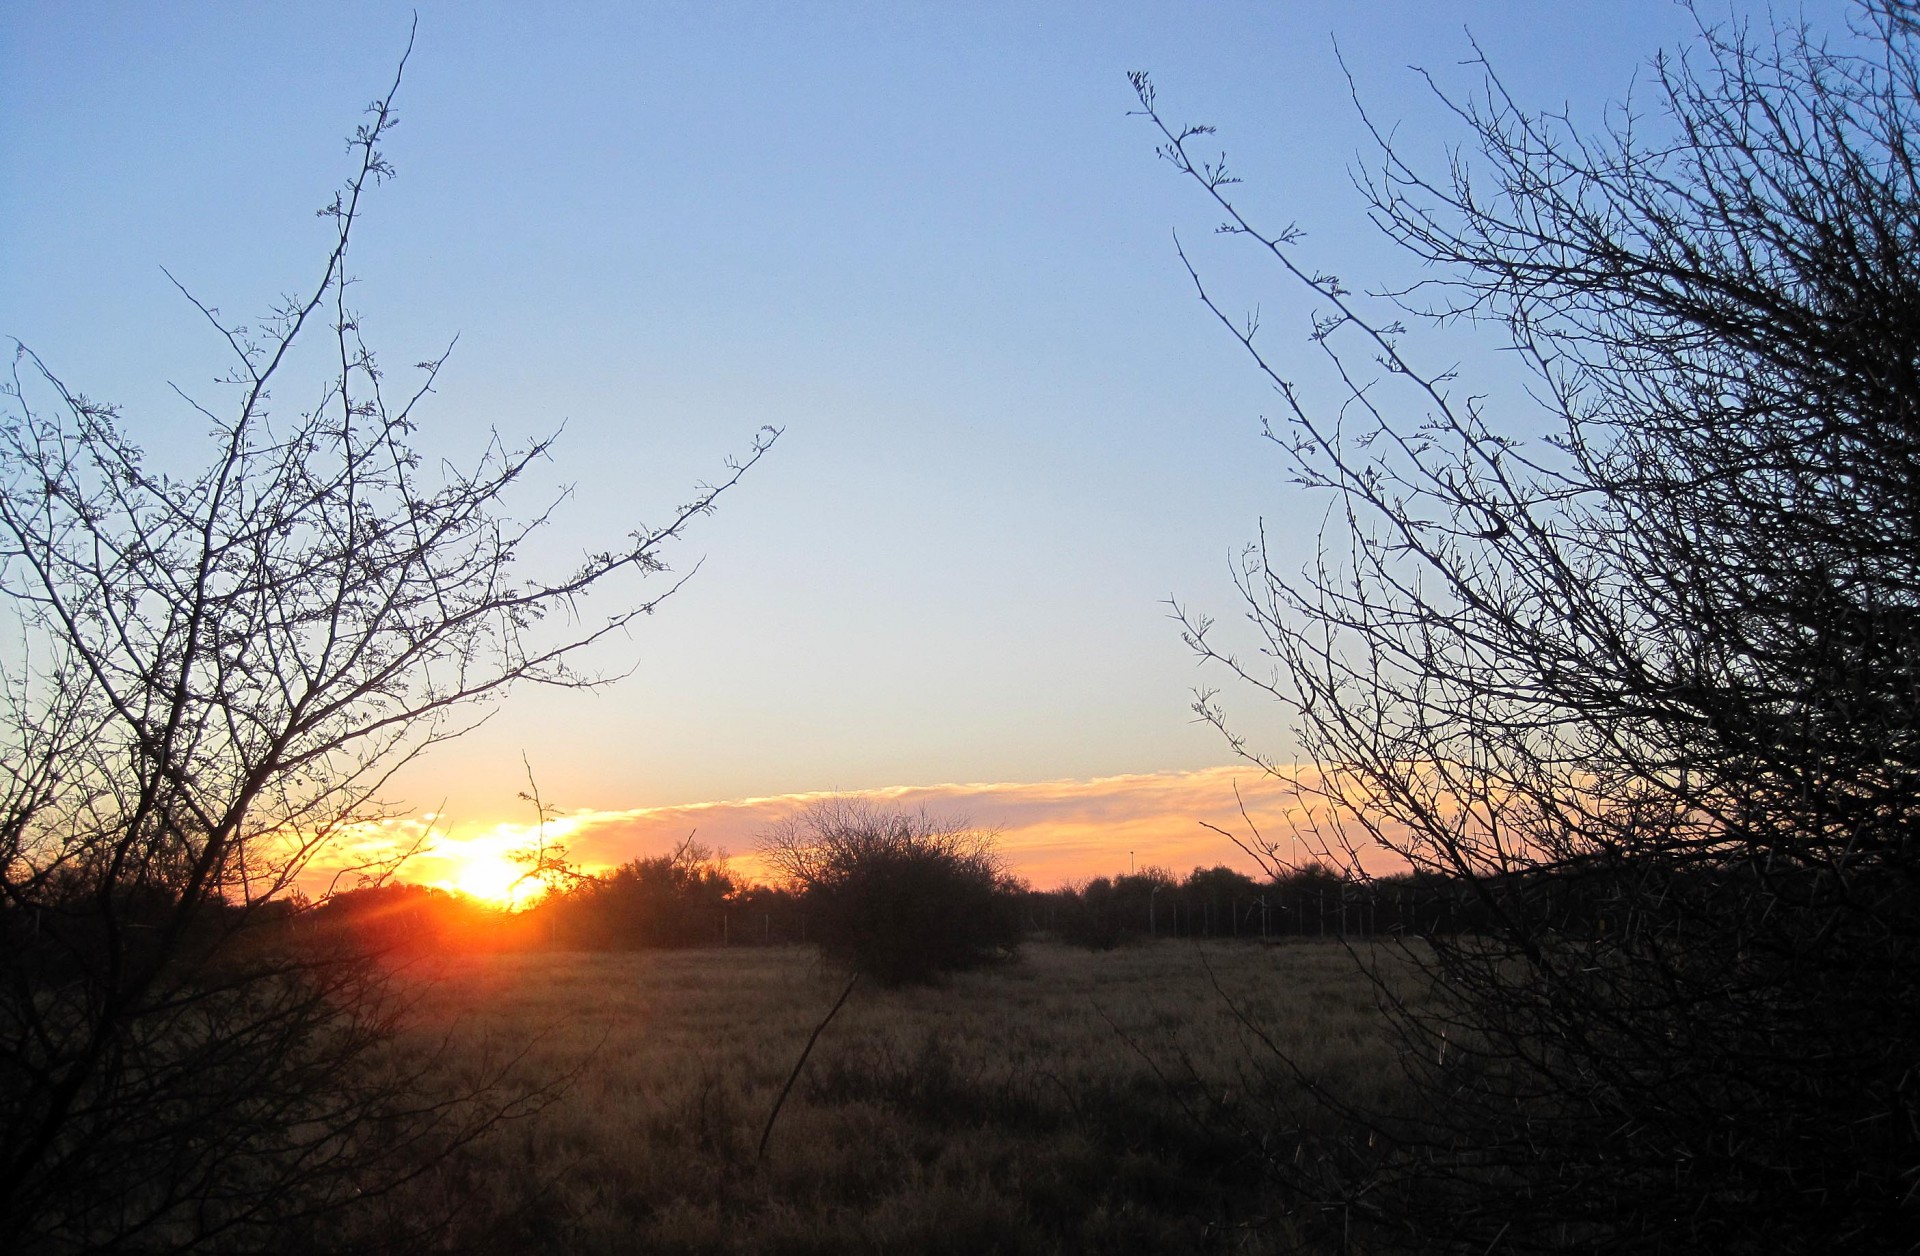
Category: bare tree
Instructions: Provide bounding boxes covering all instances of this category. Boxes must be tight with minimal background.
[1138,2,1920,1249]
[0,42,774,1253]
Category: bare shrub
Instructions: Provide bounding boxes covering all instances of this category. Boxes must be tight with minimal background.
[758,798,1021,985]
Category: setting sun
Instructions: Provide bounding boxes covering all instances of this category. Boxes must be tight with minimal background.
[439,844,544,910]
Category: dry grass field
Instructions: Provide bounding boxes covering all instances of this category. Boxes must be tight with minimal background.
[387,940,1415,1255]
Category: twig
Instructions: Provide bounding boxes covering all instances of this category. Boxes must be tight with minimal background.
[757,970,860,1161]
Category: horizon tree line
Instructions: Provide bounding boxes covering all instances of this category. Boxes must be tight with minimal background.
[299,827,1491,956]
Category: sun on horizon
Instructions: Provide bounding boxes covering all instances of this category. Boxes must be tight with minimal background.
[431,840,549,910]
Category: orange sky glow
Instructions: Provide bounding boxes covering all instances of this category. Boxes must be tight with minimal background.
[306,764,1412,903]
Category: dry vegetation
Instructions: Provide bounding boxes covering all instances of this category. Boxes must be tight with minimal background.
[390,940,1413,1255]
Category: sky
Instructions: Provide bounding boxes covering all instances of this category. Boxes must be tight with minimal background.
[2,2,1777,888]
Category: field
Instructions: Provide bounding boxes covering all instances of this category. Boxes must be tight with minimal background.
[390,940,1412,1255]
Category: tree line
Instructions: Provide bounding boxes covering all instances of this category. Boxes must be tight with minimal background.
[302,838,1515,958]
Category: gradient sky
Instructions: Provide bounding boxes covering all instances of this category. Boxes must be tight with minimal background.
[4,2,1784,885]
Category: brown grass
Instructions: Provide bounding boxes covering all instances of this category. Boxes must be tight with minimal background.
[390,940,1412,1254]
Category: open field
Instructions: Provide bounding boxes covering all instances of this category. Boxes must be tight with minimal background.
[390,940,1414,1255]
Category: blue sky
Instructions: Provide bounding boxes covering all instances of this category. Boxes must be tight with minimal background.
[4,2,1762,879]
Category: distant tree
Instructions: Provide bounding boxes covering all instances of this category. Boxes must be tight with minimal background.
[1114,867,1179,938]
[1182,865,1257,900]
[1050,875,1126,949]
[1140,1,1920,1248]
[544,837,739,948]
[1180,865,1258,937]
[0,42,773,1253]
[1045,866,1184,947]
[757,798,1021,985]
[727,881,807,946]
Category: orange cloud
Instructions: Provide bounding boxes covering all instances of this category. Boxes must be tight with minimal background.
[304,764,1407,895]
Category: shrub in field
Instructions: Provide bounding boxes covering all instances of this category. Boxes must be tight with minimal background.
[540,839,740,948]
[758,798,1021,984]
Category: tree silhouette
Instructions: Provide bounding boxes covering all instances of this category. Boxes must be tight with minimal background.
[1140,2,1920,1248]
[0,40,773,1253]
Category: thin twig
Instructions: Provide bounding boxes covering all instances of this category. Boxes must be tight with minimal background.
[757,970,860,1162]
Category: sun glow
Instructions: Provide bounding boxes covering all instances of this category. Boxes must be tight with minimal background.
[434,840,546,910]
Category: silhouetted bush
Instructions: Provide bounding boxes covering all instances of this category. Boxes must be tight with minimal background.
[758,798,1022,985]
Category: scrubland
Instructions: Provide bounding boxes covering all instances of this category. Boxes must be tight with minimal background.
[391,940,1414,1255]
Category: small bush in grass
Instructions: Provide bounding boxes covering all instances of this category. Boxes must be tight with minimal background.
[758,798,1021,985]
